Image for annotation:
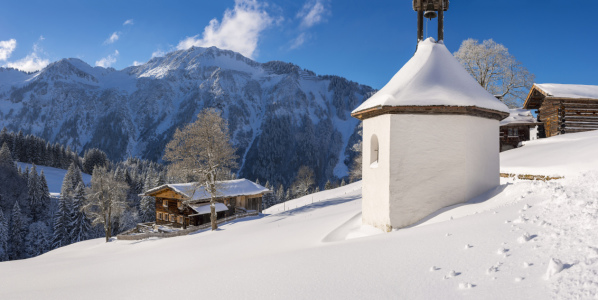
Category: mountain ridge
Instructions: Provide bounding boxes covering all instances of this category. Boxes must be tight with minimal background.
[0,46,374,187]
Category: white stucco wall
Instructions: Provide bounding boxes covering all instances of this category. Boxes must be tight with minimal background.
[361,114,500,230]
[362,115,392,231]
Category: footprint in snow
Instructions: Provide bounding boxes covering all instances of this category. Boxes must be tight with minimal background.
[523,262,533,268]
[497,248,509,255]
[443,270,461,279]
[515,277,524,282]
[464,244,472,249]
[458,282,475,289]
[517,232,534,243]
[430,266,440,272]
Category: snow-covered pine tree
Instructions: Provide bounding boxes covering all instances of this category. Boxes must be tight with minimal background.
[61,162,83,198]
[9,201,27,260]
[276,184,285,204]
[340,179,346,187]
[38,170,51,221]
[325,180,332,190]
[139,174,156,222]
[0,210,8,261]
[27,165,41,221]
[25,221,49,258]
[70,183,91,243]
[51,195,72,249]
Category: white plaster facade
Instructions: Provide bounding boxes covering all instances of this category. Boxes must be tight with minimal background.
[362,114,500,231]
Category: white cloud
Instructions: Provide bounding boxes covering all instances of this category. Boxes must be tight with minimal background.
[0,39,17,61]
[151,49,166,58]
[39,35,45,41]
[297,0,329,28]
[123,19,134,26]
[4,42,50,72]
[95,50,119,68]
[132,61,143,66]
[176,0,275,58]
[104,32,120,44]
[289,33,307,49]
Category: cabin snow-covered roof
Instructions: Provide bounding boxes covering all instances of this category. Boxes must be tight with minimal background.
[534,84,598,99]
[188,202,229,216]
[500,108,541,126]
[144,179,270,202]
[351,38,509,117]
[524,84,598,109]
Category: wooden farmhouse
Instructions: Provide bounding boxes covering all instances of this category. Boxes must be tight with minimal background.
[499,108,542,151]
[523,84,598,137]
[143,179,269,228]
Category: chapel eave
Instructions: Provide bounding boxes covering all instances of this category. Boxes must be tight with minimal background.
[351,105,510,121]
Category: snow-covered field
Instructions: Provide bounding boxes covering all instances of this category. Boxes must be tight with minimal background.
[16,162,92,195]
[1,131,597,299]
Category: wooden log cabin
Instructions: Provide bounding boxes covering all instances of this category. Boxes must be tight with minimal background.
[524,84,598,137]
[499,108,542,151]
[143,179,270,228]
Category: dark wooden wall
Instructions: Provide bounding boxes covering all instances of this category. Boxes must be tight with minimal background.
[537,99,598,137]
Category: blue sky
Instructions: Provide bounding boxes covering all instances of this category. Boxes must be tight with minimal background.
[0,0,596,90]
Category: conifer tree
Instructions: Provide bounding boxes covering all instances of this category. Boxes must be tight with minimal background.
[9,201,27,260]
[25,221,49,257]
[340,179,346,187]
[325,180,332,190]
[0,210,8,261]
[276,184,285,204]
[27,165,41,221]
[52,195,72,249]
[38,170,51,221]
[61,162,83,198]
[70,183,91,243]
[0,143,13,166]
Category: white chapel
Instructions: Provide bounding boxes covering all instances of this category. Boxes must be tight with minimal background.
[351,8,509,231]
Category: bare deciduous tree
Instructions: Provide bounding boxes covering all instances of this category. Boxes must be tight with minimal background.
[292,166,315,197]
[84,166,129,242]
[164,108,238,231]
[454,39,534,108]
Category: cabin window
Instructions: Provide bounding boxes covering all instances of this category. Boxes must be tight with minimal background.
[177,201,183,210]
[514,128,519,136]
[163,200,168,208]
[370,134,379,167]
[169,214,175,222]
[177,216,184,224]
[157,212,162,220]
[508,128,513,136]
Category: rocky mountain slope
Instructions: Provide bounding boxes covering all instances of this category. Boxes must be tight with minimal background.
[0,47,374,186]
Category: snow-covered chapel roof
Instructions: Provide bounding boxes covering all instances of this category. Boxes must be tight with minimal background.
[144,179,270,202]
[352,38,509,119]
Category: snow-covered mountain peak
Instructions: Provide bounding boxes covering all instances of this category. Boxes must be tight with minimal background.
[0,45,374,186]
